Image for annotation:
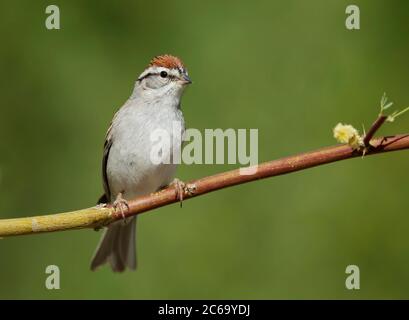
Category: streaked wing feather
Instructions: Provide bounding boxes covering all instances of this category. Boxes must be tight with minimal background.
[101,121,114,203]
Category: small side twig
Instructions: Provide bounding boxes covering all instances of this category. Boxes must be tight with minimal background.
[363,115,387,147]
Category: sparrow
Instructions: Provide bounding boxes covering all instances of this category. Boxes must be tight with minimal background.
[90,55,192,272]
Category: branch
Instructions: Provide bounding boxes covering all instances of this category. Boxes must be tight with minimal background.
[1,133,408,238]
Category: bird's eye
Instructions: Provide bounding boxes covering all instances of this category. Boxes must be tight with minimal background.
[160,71,168,78]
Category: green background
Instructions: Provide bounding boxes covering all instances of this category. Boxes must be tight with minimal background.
[0,0,408,299]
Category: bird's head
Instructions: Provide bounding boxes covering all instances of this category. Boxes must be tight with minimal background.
[135,55,191,100]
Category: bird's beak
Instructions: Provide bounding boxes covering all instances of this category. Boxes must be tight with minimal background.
[179,74,192,85]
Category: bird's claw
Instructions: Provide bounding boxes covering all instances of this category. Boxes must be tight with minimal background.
[171,178,196,208]
[113,193,130,219]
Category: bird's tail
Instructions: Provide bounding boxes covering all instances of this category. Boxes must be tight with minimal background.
[90,217,137,272]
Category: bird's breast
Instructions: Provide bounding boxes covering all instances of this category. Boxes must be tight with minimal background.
[106,102,184,201]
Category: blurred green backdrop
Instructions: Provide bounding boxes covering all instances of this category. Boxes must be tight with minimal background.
[0,0,408,299]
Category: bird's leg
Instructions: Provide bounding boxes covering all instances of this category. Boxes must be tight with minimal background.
[113,192,129,219]
[170,178,197,208]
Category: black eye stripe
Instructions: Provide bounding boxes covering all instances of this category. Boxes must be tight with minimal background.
[138,71,178,82]
[138,72,152,81]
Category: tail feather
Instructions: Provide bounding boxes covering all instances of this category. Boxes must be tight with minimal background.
[90,217,137,272]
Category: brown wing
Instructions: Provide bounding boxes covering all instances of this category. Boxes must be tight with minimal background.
[98,122,114,204]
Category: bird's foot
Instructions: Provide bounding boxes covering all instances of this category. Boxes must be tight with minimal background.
[170,178,197,207]
[113,192,130,219]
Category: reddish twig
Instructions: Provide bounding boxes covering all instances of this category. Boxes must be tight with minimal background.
[118,134,409,220]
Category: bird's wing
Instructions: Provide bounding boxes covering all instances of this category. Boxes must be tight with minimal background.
[98,102,132,204]
[99,120,114,204]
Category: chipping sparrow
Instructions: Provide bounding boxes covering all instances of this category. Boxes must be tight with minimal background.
[90,55,192,272]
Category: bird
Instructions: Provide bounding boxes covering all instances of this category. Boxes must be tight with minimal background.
[90,55,192,272]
